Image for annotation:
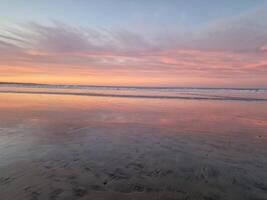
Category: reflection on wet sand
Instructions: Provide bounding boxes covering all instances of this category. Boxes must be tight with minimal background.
[0,93,267,200]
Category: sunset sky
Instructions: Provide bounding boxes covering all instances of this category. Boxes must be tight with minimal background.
[1,0,267,87]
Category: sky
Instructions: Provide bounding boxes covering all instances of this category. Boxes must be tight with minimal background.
[0,0,267,87]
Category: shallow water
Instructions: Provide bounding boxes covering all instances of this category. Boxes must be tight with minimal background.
[1,83,267,101]
[0,89,267,200]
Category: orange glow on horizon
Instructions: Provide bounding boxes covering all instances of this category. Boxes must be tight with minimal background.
[1,48,267,87]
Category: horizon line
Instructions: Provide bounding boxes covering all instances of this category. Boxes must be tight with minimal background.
[0,81,267,90]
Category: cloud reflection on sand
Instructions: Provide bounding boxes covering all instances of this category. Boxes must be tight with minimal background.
[0,93,267,200]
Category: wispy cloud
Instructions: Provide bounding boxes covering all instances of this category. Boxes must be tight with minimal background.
[1,6,267,86]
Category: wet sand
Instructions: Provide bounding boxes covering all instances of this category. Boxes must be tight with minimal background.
[0,93,267,200]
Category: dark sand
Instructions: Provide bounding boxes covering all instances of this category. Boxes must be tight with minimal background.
[0,93,267,200]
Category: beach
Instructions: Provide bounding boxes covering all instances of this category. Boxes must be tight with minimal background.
[1,1,267,199]
[0,92,267,200]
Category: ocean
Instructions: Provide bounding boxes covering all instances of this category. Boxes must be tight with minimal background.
[0,83,267,200]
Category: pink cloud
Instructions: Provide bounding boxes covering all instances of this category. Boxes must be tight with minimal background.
[1,11,267,87]
[261,45,267,51]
